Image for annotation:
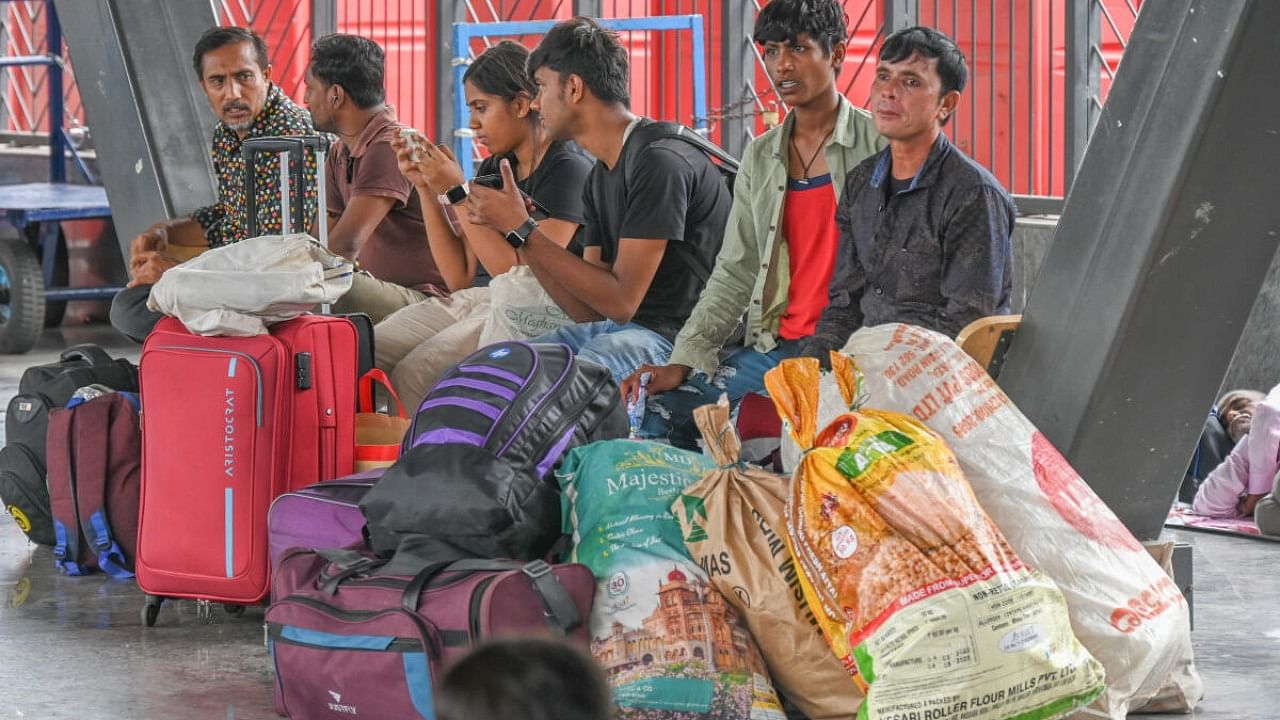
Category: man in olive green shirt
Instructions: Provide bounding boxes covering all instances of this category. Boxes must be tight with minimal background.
[620,0,884,449]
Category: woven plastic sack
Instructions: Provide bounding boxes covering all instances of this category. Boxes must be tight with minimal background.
[148,234,353,336]
[672,397,862,720]
[765,354,1105,720]
[838,324,1202,718]
[558,440,785,720]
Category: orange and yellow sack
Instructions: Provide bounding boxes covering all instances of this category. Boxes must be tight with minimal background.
[764,355,1105,720]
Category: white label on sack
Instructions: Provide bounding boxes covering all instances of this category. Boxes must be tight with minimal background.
[831,525,859,559]
[999,624,1046,653]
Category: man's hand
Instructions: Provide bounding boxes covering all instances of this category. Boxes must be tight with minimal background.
[129,223,170,259]
[393,130,465,196]
[465,159,530,234]
[621,363,691,404]
[129,219,206,258]
[127,251,179,288]
[1238,492,1266,517]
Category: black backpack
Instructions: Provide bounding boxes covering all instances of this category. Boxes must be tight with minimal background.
[0,345,137,546]
[620,121,748,348]
[623,120,740,195]
[361,341,628,563]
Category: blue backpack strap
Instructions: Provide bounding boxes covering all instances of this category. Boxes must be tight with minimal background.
[46,406,88,576]
[70,394,134,579]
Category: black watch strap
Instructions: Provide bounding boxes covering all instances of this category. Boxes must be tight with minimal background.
[505,217,538,249]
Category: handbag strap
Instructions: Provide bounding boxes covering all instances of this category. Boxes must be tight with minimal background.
[398,559,581,634]
[359,368,406,418]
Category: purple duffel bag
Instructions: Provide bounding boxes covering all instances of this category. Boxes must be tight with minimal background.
[267,469,383,567]
[266,548,593,719]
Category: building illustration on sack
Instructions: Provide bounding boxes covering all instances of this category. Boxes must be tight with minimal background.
[591,565,767,677]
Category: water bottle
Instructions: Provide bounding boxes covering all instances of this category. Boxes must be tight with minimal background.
[627,372,651,439]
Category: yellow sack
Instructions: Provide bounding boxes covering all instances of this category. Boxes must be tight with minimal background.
[765,354,1105,720]
[672,397,862,720]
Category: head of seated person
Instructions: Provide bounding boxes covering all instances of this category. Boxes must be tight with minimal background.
[528,17,633,140]
[461,40,544,161]
[436,637,612,720]
[303,33,386,134]
[192,26,273,139]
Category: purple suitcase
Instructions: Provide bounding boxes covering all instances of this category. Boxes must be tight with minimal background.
[266,469,382,567]
[266,548,593,719]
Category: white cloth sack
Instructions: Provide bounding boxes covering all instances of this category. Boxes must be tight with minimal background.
[806,324,1200,718]
[477,265,574,345]
[148,234,353,336]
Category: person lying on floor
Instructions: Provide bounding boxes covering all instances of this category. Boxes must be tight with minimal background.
[1179,388,1262,503]
[302,33,448,324]
[617,0,885,449]
[375,40,593,410]
[1192,382,1280,534]
[465,17,733,383]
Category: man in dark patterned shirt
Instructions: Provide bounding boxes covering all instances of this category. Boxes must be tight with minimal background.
[110,26,318,341]
[802,26,1015,358]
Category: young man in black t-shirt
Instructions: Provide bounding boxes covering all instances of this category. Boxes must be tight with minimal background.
[464,17,732,381]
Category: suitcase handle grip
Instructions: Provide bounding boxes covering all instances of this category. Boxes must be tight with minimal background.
[240,136,306,158]
[241,135,331,158]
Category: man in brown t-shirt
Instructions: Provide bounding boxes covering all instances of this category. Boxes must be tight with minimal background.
[304,33,444,322]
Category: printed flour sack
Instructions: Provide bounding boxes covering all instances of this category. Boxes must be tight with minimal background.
[765,355,1105,720]
[840,324,1202,717]
[672,398,862,720]
[558,440,786,720]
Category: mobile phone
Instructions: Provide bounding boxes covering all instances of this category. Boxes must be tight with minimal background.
[470,173,551,221]
[398,128,426,160]
[471,173,504,190]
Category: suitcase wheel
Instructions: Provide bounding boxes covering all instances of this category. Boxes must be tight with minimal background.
[141,595,163,627]
[224,604,246,617]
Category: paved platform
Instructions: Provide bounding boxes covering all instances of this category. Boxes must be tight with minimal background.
[0,324,1278,718]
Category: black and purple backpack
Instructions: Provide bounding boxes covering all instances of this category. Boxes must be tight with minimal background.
[360,341,627,562]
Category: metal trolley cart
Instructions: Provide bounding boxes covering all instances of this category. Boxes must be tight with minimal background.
[0,0,121,353]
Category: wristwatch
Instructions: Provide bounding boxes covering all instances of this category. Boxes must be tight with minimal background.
[505,217,539,249]
[440,182,470,206]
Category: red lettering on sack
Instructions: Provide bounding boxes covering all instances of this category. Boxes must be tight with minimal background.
[1109,577,1183,633]
[1031,432,1143,552]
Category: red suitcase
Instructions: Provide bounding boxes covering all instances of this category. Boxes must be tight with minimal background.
[136,315,356,621]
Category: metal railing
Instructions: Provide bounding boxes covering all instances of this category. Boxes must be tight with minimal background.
[10,0,1142,210]
[1,0,84,143]
[450,14,710,177]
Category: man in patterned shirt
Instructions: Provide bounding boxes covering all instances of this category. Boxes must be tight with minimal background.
[110,26,319,341]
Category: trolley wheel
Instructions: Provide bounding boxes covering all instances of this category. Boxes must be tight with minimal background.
[224,604,246,617]
[22,223,67,328]
[0,235,46,353]
[141,595,163,627]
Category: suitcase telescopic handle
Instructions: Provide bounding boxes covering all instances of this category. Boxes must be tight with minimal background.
[242,136,330,237]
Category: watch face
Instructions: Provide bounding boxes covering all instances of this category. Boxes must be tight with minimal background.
[504,230,526,249]
[505,218,536,248]
[446,184,468,204]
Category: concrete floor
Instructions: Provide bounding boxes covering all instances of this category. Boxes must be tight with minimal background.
[1,324,1280,719]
